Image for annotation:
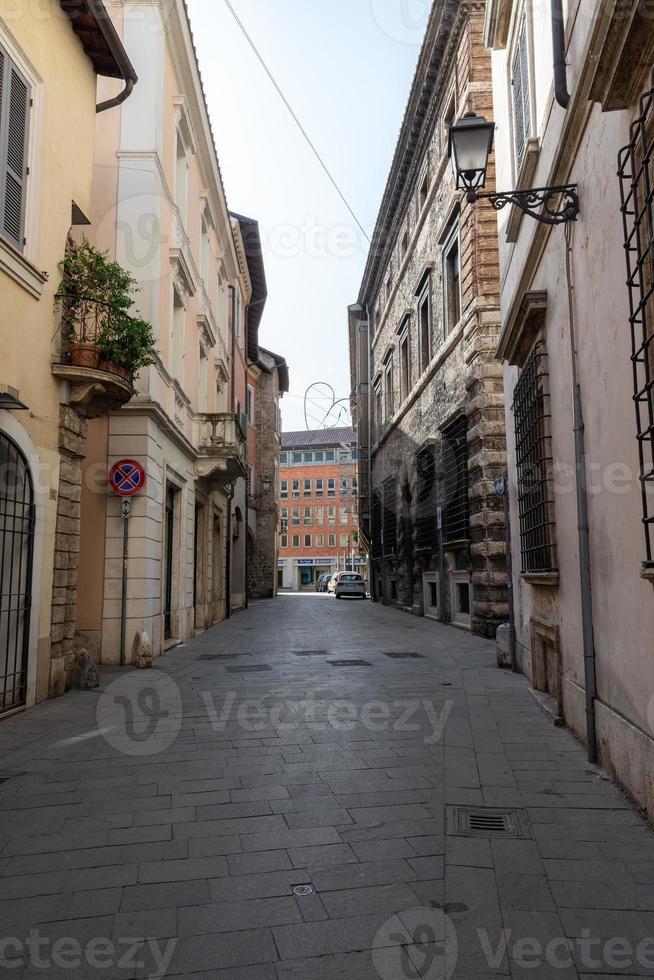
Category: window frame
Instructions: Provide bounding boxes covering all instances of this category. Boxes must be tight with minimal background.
[418,277,432,374]
[280,480,288,499]
[510,14,533,178]
[443,219,462,337]
[399,321,411,403]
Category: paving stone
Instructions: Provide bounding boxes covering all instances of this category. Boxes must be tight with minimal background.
[272,912,411,959]
[120,879,210,912]
[165,928,277,973]
[177,896,302,935]
[288,842,357,870]
[321,882,420,918]
[227,849,293,876]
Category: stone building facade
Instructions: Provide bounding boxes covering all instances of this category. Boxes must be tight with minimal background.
[350,0,507,637]
[247,348,289,600]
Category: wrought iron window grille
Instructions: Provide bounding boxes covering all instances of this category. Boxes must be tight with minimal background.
[618,71,654,568]
[442,416,470,544]
[512,342,557,573]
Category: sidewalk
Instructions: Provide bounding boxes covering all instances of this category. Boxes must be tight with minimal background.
[0,594,653,978]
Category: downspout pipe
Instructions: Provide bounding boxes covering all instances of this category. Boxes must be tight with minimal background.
[565,223,598,765]
[551,0,570,109]
[86,0,138,113]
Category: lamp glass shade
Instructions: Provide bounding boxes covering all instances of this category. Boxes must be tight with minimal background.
[448,113,494,192]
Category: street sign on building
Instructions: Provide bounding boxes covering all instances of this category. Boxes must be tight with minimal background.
[109,460,146,497]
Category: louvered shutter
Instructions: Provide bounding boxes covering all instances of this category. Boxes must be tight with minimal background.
[0,49,30,250]
[511,21,531,172]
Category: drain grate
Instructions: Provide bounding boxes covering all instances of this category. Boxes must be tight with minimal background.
[293,650,329,657]
[226,665,272,674]
[383,651,423,659]
[201,654,241,661]
[328,659,372,667]
[447,806,532,839]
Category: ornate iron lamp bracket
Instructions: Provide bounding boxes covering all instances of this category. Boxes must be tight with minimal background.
[468,184,579,224]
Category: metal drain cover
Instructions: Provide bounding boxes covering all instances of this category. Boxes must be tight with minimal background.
[201,654,241,661]
[447,806,532,839]
[293,884,314,897]
[383,652,423,659]
[226,665,272,673]
[328,659,372,667]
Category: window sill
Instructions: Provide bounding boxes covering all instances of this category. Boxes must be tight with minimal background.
[522,571,559,588]
[0,238,47,299]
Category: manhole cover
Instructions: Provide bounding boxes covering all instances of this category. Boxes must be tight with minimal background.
[226,665,272,674]
[328,659,372,667]
[447,806,532,839]
[293,885,314,897]
[383,652,423,659]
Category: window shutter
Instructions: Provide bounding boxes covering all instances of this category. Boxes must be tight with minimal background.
[512,21,530,172]
[0,51,30,250]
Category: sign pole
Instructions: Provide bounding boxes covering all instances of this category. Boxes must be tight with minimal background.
[108,460,145,668]
[120,497,131,667]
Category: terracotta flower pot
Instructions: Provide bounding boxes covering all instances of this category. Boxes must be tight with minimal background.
[68,342,101,370]
[98,360,132,382]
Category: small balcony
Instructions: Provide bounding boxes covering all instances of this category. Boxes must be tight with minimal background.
[51,295,135,419]
[194,413,247,488]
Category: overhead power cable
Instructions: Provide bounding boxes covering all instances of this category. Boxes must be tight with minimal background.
[223,0,370,242]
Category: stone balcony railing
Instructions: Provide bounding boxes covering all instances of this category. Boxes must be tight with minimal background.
[193,412,247,488]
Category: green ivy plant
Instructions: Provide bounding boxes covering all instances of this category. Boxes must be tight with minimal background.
[56,237,157,378]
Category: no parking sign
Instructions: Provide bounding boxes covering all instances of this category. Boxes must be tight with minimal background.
[109,459,146,497]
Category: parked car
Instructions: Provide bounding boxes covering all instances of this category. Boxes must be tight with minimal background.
[315,573,331,593]
[334,572,367,599]
[327,573,339,594]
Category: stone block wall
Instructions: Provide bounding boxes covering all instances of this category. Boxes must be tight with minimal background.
[49,406,87,696]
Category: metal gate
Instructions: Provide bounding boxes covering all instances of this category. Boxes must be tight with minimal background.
[618,71,654,568]
[0,432,34,713]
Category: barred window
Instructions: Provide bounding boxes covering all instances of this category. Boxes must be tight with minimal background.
[618,80,654,566]
[513,342,557,573]
[371,491,382,559]
[442,416,470,543]
[416,445,437,551]
[383,479,397,556]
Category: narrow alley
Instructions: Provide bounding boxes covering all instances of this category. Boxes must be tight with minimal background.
[0,597,652,979]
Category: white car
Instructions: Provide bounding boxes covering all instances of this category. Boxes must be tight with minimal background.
[334,572,366,599]
[327,573,339,594]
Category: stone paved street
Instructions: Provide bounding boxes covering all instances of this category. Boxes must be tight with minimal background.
[1,595,654,978]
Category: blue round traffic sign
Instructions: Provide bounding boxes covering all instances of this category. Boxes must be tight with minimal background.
[109,459,146,497]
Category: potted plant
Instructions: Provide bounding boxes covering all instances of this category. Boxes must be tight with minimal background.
[98,314,158,381]
[56,238,157,380]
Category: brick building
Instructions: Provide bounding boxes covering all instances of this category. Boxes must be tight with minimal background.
[277,428,361,591]
[247,348,289,599]
[349,0,508,636]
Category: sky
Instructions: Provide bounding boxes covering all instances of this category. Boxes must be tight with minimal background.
[185,0,429,431]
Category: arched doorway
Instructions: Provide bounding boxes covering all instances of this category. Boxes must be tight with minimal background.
[0,431,35,713]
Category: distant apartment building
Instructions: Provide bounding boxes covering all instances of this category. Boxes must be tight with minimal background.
[277,428,361,591]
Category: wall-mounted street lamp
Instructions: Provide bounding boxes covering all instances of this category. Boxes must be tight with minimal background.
[247,475,273,506]
[448,112,579,225]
